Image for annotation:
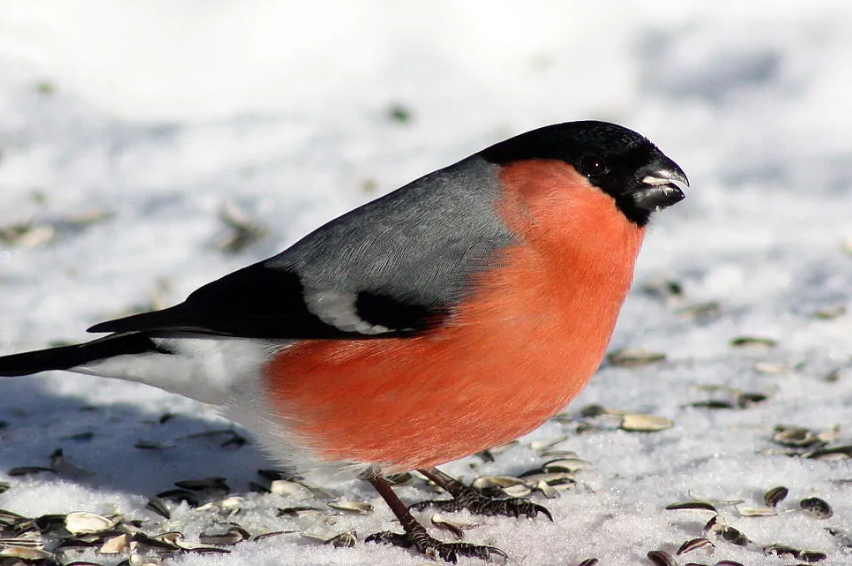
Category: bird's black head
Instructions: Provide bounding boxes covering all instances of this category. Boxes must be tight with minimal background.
[480,120,688,226]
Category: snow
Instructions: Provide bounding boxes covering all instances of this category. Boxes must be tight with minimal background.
[1,1,851,565]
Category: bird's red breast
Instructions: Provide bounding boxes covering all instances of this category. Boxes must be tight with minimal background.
[264,160,645,472]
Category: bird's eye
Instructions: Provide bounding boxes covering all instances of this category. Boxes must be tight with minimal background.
[578,154,607,176]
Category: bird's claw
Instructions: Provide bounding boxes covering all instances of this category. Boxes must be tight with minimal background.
[411,487,553,521]
[366,528,507,563]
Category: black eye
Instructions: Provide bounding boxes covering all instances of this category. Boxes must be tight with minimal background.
[578,154,607,176]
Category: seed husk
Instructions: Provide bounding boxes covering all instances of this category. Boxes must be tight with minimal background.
[327,501,373,515]
[7,467,54,477]
[646,549,676,566]
[174,477,229,493]
[800,497,833,519]
[676,537,714,555]
[99,534,131,554]
[772,426,819,448]
[431,514,479,541]
[472,476,527,491]
[64,512,122,535]
[0,547,53,560]
[252,530,297,541]
[737,392,768,408]
[805,445,852,461]
[666,501,718,513]
[621,413,674,432]
[730,336,777,348]
[576,559,599,566]
[763,486,788,507]
[501,484,532,498]
[763,544,799,558]
[198,526,250,545]
[736,506,777,517]
[269,480,308,496]
[798,549,828,562]
[607,349,666,367]
[720,526,749,546]
[715,561,744,566]
[277,506,322,518]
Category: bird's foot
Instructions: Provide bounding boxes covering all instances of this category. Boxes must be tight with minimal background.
[366,524,507,563]
[410,484,553,521]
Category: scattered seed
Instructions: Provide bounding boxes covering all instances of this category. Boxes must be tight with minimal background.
[607,349,666,367]
[677,537,714,555]
[737,392,768,408]
[621,414,674,432]
[530,436,570,451]
[7,467,54,477]
[736,506,777,517]
[501,484,532,498]
[134,440,175,450]
[676,301,721,319]
[196,496,243,513]
[576,559,599,566]
[719,526,749,546]
[0,537,43,549]
[385,473,414,487]
[269,480,308,496]
[535,479,559,499]
[763,544,799,558]
[472,476,527,491]
[772,426,819,448]
[688,400,735,410]
[174,478,230,493]
[646,549,676,566]
[800,497,832,520]
[301,530,358,548]
[277,506,322,518]
[431,514,479,541]
[715,561,744,566]
[806,445,852,461]
[198,526,250,545]
[155,489,199,507]
[64,512,121,535]
[253,530,298,541]
[814,304,846,319]
[99,534,130,554]
[541,458,593,473]
[666,501,718,513]
[764,486,789,507]
[0,547,53,560]
[798,550,828,562]
[730,336,777,348]
[327,501,373,515]
[753,361,794,374]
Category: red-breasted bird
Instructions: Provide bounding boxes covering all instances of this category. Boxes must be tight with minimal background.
[0,121,687,562]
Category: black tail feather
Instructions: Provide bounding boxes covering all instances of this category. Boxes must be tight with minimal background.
[0,333,166,377]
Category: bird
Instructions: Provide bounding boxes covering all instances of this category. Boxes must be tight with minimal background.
[0,120,687,562]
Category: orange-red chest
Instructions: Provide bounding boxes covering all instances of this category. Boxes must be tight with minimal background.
[265,162,645,472]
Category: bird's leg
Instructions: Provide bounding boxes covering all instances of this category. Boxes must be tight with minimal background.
[364,474,507,563]
[411,467,553,521]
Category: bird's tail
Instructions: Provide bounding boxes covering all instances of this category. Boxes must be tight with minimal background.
[0,333,165,377]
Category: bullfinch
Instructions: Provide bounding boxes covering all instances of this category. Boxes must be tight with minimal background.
[0,120,687,562]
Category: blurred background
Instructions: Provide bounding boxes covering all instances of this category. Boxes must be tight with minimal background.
[0,2,851,564]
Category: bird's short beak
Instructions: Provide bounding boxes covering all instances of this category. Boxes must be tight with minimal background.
[630,158,689,212]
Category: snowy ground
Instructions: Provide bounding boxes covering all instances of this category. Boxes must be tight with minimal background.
[1,2,851,565]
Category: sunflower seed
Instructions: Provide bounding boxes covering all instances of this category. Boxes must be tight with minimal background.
[736,392,768,408]
[806,445,852,461]
[174,477,230,493]
[814,304,846,319]
[7,467,54,477]
[145,498,170,520]
[0,537,43,549]
[535,480,559,499]
[196,496,243,513]
[772,426,819,447]
[715,561,744,566]
[431,514,479,541]
[763,544,799,558]
[676,301,721,319]
[666,501,718,513]
[676,537,714,555]
[607,349,666,367]
[798,550,828,562]
[0,484,9,495]
[530,437,571,451]
[501,484,532,498]
[576,559,599,566]
[763,486,788,507]
[327,501,373,515]
[753,361,794,374]
[302,530,358,548]
[620,414,674,432]
[472,476,528,490]
[155,489,199,507]
[99,534,131,554]
[541,458,593,473]
[730,336,777,348]
[252,530,298,541]
[646,549,676,566]
[64,512,121,535]
[736,506,776,517]
[800,497,832,519]
[385,473,414,487]
[719,526,749,546]
[198,526,250,545]
[0,547,53,560]
[277,506,322,518]
[269,480,308,496]
[688,400,734,410]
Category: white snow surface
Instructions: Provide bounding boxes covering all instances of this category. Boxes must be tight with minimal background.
[1,2,851,565]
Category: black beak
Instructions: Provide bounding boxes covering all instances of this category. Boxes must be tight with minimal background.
[630,157,689,212]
